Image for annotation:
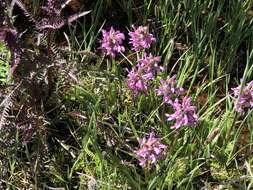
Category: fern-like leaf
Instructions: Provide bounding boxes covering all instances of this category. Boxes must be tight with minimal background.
[0,82,21,129]
[14,0,36,24]
[37,10,91,31]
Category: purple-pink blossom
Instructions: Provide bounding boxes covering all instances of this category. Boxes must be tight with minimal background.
[127,53,162,96]
[99,27,125,58]
[135,132,167,167]
[166,96,198,129]
[156,75,184,104]
[232,80,253,114]
[127,67,148,96]
[129,26,156,51]
[137,53,163,80]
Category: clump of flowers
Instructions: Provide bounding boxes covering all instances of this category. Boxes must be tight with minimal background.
[166,96,198,129]
[127,53,162,96]
[137,53,163,80]
[129,25,156,51]
[156,75,184,104]
[127,68,148,96]
[232,80,253,114]
[99,27,125,58]
[155,74,198,129]
[135,132,167,167]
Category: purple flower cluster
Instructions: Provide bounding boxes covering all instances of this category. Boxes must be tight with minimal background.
[232,80,253,114]
[138,53,163,79]
[156,75,184,104]
[135,132,167,167]
[127,54,162,95]
[99,25,156,58]
[98,25,199,169]
[166,96,198,129]
[99,26,160,95]
[127,68,147,95]
[129,26,156,51]
[99,27,125,58]
[155,75,198,129]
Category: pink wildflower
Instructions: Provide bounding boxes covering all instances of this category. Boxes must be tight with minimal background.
[127,53,162,96]
[156,75,184,104]
[135,132,167,167]
[127,67,148,96]
[129,26,156,51]
[137,53,163,80]
[232,80,253,114]
[99,27,125,58]
[166,96,198,129]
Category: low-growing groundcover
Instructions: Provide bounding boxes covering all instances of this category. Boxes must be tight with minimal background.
[1,0,253,189]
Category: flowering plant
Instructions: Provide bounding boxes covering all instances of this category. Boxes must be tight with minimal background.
[166,96,198,129]
[232,80,253,114]
[135,132,167,167]
[129,26,156,51]
[99,27,125,58]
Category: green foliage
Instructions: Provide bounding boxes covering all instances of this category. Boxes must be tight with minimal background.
[0,43,10,84]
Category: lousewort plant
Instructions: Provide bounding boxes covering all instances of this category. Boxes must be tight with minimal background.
[135,132,167,167]
[232,80,253,114]
[166,96,198,129]
[98,25,161,96]
[127,53,162,96]
[99,27,125,58]
[127,67,148,96]
[156,75,184,104]
[129,25,156,51]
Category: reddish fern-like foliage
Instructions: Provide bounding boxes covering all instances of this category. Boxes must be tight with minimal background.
[0,0,91,76]
[0,0,91,148]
